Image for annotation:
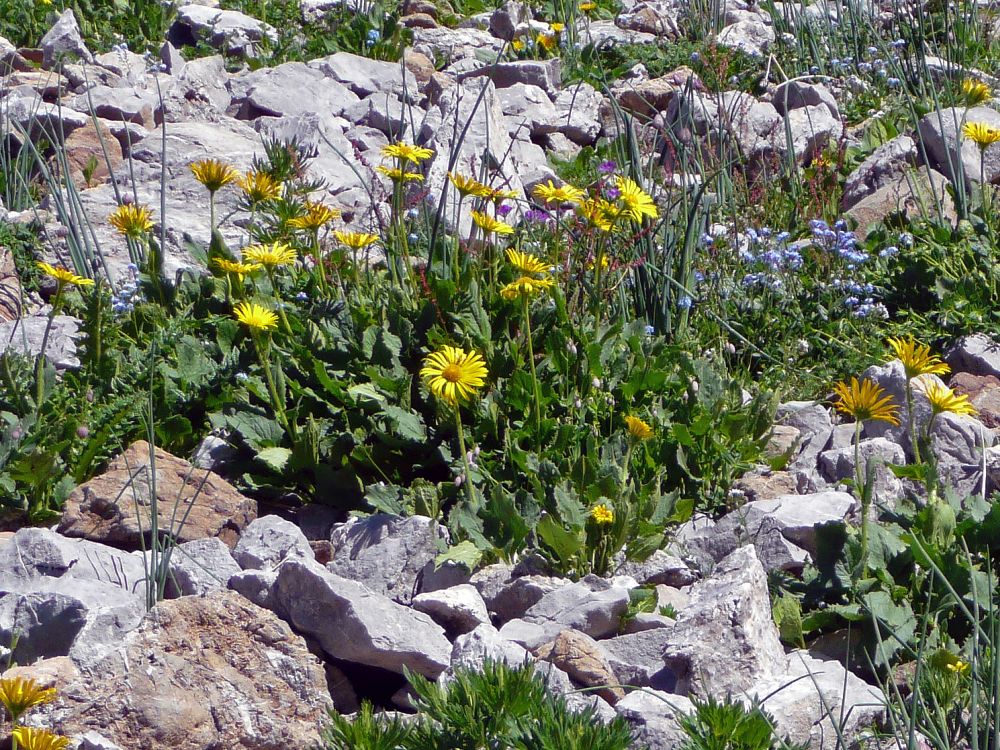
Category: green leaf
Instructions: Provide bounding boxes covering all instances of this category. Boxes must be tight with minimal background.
[552,482,587,527]
[381,404,426,442]
[671,423,694,447]
[536,515,584,565]
[887,462,931,482]
[772,592,805,648]
[435,541,483,572]
[365,483,406,514]
[255,446,292,472]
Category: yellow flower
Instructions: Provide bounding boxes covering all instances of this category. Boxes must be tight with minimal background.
[482,186,519,203]
[532,179,585,205]
[590,503,614,525]
[616,176,658,222]
[288,201,340,231]
[233,300,278,332]
[381,141,434,164]
[213,258,262,280]
[537,33,557,52]
[588,254,610,271]
[921,380,977,417]
[500,275,555,300]
[11,727,71,750]
[108,203,154,239]
[962,78,991,105]
[506,248,550,275]
[945,659,971,675]
[0,676,58,722]
[334,231,380,250]
[377,165,424,183]
[579,1,596,11]
[420,346,488,404]
[886,336,950,379]
[190,158,238,193]
[35,261,94,288]
[242,242,296,268]
[449,172,491,199]
[832,377,900,425]
[624,415,654,440]
[962,121,1000,150]
[512,38,526,51]
[550,22,565,32]
[471,210,515,236]
[238,170,283,203]
[578,198,616,232]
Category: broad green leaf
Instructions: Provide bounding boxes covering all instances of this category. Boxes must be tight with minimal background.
[435,541,483,572]
[255,446,292,472]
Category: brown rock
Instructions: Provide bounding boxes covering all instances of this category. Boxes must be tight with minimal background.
[616,67,699,119]
[403,0,438,18]
[61,120,124,189]
[0,248,22,322]
[404,50,437,84]
[733,470,799,502]
[534,629,625,704]
[58,440,256,550]
[846,166,957,238]
[763,424,800,461]
[2,657,80,691]
[6,69,67,100]
[950,371,1000,429]
[33,592,333,750]
[401,12,438,28]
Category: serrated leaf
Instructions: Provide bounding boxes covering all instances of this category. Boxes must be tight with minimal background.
[435,540,483,572]
[255,446,292,472]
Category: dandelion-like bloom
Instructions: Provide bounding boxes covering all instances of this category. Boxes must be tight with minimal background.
[381,141,434,164]
[11,727,71,750]
[242,242,296,268]
[0,677,58,722]
[579,1,596,11]
[511,38,526,51]
[35,262,94,288]
[500,275,555,300]
[886,335,950,379]
[616,176,659,222]
[471,210,515,236]
[449,172,491,198]
[420,346,488,404]
[532,179,585,205]
[590,503,614,525]
[625,415,654,440]
[963,121,1000,150]
[190,159,238,193]
[377,165,424,183]
[578,198,616,232]
[214,258,262,280]
[550,22,565,32]
[238,170,282,203]
[334,231,380,250]
[962,78,992,105]
[233,300,278,332]
[536,33,557,52]
[287,201,340,231]
[921,380,977,416]
[506,248,550,275]
[832,377,900,425]
[482,186,519,203]
[109,203,154,239]
[945,659,971,675]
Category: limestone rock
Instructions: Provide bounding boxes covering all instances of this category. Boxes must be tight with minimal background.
[33,592,332,750]
[946,333,1000,379]
[600,627,677,690]
[166,537,241,597]
[522,575,630,639]
[535,629,624,704]
[168,5,278,58]
[841,135,918,210]
[273,558,452,677]
[950,372,1000,429]
[614,689,693,750]
[233,514,313,570]
[412,584,491,634]
[41,9,94,69]
[58,440,257,550]
[0,315,81,369]
[230,61,359,120]
[846,167,956,236]
[917,106,1000,190]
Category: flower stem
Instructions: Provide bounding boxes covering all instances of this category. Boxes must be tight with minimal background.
[854,419,869,577]
[523,295,542,433]
[454,407,477,508]
[254,334,293,438]
[35,285,64,412]
[905,380,921,464]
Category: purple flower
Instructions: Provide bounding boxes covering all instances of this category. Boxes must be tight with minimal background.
[497,203,513,217]
[524,209,551,223]
[598,160,617,174]
[604,186,621,200]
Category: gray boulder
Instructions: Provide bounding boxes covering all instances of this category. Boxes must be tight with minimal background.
[166,537,241,597]
[772,80,839,121]
[228,568,278,609]
[230,61,359,120]
[168,5,277,58]
[233,514,313,571]
[311,52,418,100]
[614,689,693,750]
[842,135,918,210]
[917,106,1000,190]
[601,628,677,690]
[522,575,630,639]
[273,559,452,677]
[946,333,1000,378]
[488,574,569,622]
[412,584,490,634]
[0,315,81,370]
[41,9,94,69]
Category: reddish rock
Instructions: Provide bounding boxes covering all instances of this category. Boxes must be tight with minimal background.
[950,371,1000,429]
[535,629,625,704]
[61,120,124,189]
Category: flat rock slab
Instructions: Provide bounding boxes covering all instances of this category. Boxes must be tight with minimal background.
[28,591,332,750]
[58,440,257,550]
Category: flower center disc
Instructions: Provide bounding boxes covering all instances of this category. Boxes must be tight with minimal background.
[442,363,463,382]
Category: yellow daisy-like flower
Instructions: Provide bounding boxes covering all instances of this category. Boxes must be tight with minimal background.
[886,336,950,379]
[550,22,565,32]
[921,380,977,417]
[420,346,488,405]
[511,38,526,51]
[532,179,585,205]
[381,141,434,164]
[579,1,596,11]
[537,33,557,52]
[242,242,296,268]
[590,503,614,525]
[377,165,425,183]
[616,176,659,222]
[588,254,610,271]
[11,727,71,750]
[506,248,550,275]
[213,258,262,280]
[238,170,283,203]
[108,203,154,239]
[624,415,654,440]
[190,158,238,193]
[35,261,94,288]
[500,275,555,300]
[334,231,380,250]
[0,676,58,722]
[482,186,519,204]
[832,377,900,425]
[578,198,616,232]
[962,121,1000,150]
[449,172,491,198]
[944,659,971,675]
[471,210,515,236]
[288,201,340,231]
[962,78,992,105]
[233,300,278,332]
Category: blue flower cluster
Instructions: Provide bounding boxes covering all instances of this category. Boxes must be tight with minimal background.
[720,227,802,292]
[111,263,142,315]
[808,219,868,267]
